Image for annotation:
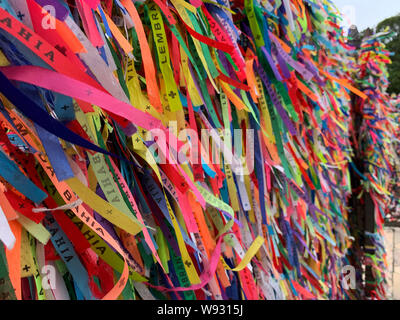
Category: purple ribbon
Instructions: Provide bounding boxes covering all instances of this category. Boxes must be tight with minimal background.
[256,63,298,136]
[269,33,314,82]
[261,46,283,82]
[34,0,69,21]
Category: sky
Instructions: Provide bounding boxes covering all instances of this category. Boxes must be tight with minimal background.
[332,0,400,31]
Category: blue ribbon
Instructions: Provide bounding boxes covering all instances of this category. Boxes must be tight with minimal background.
[0,71,123,161]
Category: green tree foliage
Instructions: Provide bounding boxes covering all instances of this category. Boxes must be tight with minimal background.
[376,15,400,94]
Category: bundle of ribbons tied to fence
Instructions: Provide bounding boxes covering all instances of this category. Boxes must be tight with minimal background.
[0,0,397,300]
[347,29,399,300]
